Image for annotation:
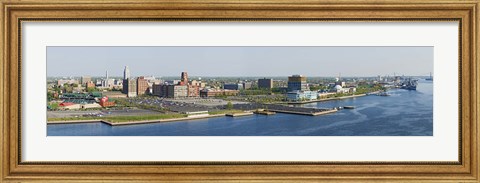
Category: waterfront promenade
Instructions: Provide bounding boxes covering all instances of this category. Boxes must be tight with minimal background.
[48,82,434,136]
[46,90,388,126]
[47,106,337,126]
[47,96,354,126]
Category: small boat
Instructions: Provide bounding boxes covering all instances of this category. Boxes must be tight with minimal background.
[376,92,390,96]
[343,106,355,109]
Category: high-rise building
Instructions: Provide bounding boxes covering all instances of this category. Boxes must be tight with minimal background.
[122,79,128,94]
[287,75,308,91]
[127,79,137,97]
[180,72,188,85]
[167,85,188,98]
[136,76,149,95]
[242,82,253,90]
[81,76,92,85]
[103,70,111,88]
[106,70,109,85]
[122,66,131,94]
[258,78,273,89]
[123,66,130,80]
[152,84,188,98]
[152,84,166,97]
[188,85,199,97]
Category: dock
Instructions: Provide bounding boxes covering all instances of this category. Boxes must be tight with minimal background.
[254,110,276,115]
[234,104,339,116]
[226,112,254,117]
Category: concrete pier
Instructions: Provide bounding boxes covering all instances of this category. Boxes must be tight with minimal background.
[226,112,254,117]
[254,110,276,115]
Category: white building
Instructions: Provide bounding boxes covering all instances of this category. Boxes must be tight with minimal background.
[57,79,78,86]
[81,103,102,109]
[124,66,130,80]
[332,85,356,94]
[287,90,318,101]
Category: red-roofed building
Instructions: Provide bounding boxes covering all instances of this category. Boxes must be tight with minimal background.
[59,102,75,107]
[99,96,115,107]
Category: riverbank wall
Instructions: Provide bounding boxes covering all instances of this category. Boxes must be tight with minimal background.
[269,108,338,116]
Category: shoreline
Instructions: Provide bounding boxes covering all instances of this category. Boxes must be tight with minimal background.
[104,114,226,126]
[47,94,366,126]
[47,114,227,126]
[268,108,338,116]
[47,119,101,124]
[47,107,338,126]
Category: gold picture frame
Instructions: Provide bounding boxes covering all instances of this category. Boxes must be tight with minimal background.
[1,0,478,182]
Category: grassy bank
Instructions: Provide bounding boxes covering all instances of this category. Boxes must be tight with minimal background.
[208,109,243,115]
[103,114,187,123]
[48,116,99,122]
[49,110,248,123]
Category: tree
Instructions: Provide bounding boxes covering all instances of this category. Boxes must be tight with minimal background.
[226,102,233,110]
[65,86,73,93]
[47,91,54,101]
[87,87,99,93]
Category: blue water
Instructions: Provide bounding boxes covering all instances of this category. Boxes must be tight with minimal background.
[47,81,433,136]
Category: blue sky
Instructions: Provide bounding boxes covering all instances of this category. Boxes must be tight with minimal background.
[47,46,433,77]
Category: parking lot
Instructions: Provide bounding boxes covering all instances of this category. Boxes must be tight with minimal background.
[164,98,248,107]
[48,97,254,119]
[122,97,240,113]
[47,108,162,118]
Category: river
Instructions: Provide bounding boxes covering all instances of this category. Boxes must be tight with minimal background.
[47,80,433,136]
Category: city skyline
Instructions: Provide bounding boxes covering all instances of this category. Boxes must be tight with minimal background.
[47,46,433,77]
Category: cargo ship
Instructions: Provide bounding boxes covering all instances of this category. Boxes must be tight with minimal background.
[426,72,433,81]
[400,78,418,90]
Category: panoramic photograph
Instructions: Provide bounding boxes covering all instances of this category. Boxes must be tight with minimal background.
[46,46,433,136]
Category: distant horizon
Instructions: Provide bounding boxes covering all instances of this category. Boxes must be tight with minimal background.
[48,74,430,78]
[47,46,433,77]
